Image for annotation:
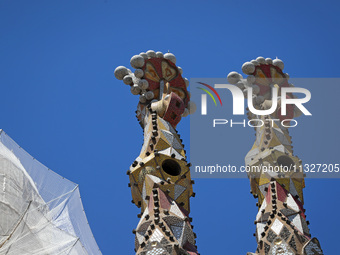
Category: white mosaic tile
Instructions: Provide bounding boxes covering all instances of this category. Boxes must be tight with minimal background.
[271,219,283,235]
[286,194,299,212]
[149,228,164,243]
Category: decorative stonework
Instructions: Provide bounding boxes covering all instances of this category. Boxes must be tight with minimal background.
[228,57,324,255]
[115,52,324,255]
[115,50,198,255]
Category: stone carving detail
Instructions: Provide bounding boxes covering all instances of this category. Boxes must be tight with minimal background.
[227,57,323,255]
[115,51,198,255]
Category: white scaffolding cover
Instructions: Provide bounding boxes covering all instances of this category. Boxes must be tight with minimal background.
[0,130,102,255]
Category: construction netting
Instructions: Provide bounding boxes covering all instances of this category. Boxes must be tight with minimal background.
[0,130,102,255]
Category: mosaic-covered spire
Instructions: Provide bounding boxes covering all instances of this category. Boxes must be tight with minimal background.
[114,50,198,255]
[228,57,323,255]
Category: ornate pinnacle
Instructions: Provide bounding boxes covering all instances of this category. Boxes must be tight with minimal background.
[228,57,323,255]
[115,50,198,255]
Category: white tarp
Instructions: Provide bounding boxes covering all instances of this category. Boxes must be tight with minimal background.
[0,130,101,255]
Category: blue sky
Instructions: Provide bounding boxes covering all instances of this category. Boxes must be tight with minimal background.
[0,0,339,254]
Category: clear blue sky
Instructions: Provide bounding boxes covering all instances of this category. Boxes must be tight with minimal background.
[0,0,339,254]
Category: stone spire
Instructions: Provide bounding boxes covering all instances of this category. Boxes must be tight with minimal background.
[228,57,323,255]
[114,50,198,255]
